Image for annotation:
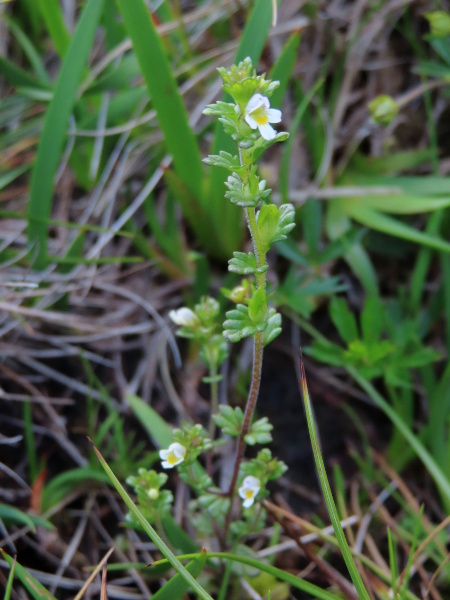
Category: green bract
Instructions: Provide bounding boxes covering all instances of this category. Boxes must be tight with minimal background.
[224,170,271,207]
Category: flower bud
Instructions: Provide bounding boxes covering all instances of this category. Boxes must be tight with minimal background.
[425,11,450,37]
[368,95,399,125]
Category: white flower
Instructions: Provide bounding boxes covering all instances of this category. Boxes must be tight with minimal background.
[244,94,282,140]
[160,443,187,469]
[238,475,261,508]
[169,307,199,328]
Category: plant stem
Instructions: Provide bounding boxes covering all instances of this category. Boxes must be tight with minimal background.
[222,147,268,542]
[223,330,264,538]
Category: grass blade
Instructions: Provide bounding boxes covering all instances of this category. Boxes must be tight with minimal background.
[348,204,450,253]
[27,0,104,268]
[152,552,207,600]
[35,0,70,57]
[299,358,371,600]
[90,441,214,600]
[347,365,450,510]
[115,0,204,211]
[153,551,340,600]
[126,393,173,449]
[0,550,57,600]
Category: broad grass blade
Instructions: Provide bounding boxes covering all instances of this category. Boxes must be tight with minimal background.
[27,0,105,268]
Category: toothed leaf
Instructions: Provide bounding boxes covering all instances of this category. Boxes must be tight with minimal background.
[228,252,269,275]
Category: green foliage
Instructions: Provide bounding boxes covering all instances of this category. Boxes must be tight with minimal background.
[213,406,273,445]
[126,469,173,524]
[228,251,269,275]
[256,203,296,252]
[309,296,440,382]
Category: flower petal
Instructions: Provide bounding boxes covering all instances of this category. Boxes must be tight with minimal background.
[245,94,268,114]
[245,114,259,130]
[258,122,276,140]
[266,108,282,123]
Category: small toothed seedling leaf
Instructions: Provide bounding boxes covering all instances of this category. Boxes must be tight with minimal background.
[223,304,267,342]
[245,417,273,445]
[213,406,244,437]
[225,169,271,208]
[257,203,296,252]
[247,287,268,325]
[203,151,243,171]
[203,101,237,117]
[228,252,269,275]
[263,309,282,346]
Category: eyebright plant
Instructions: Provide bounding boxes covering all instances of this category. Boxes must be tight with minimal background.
[128,58,292,550]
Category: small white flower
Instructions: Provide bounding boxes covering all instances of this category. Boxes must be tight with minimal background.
[244,94,282,141]
[147,487,159,500]
[238,475,261,508]
[160,442,187,469]
[169,307,199,328]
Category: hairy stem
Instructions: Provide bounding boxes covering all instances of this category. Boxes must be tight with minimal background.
[224,330,264,538]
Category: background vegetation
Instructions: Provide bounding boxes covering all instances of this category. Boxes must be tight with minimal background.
[0,0,449,598]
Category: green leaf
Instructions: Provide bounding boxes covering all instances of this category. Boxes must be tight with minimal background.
[0,55,49,90]
[151,553,207,600]
[27,0,105,268]
[162,516,200,554]
[116,0,206,239]
[361,296,383,345]
[213,405,244,437]
[155,550,339,600]
[223,304,266,342]
[347,204,450,253]
[224,170,271,208]
[247,286,268,325]
[245,417,273,446]
[228,251,269,275]
[263,308,282,346]
[36,0,71,57]
[299,362,371,599]
[0,504,53,533]
[126,393,173,449]
[269,33,301,109]
[1,550,57,600]
[329,297,359,344]
[203,151,241,171]
[257,204,295,252]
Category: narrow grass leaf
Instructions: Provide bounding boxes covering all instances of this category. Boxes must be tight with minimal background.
[35,0,70,57]
[152,553,207,600]
[387,528,398,595]
[90,442,214,600]
[269,33,301,108]
[347,204,450,253]
[0,56,47,90]
[4,555,15,600]
[115,0,203,202]
[348,194,450,215]
[347,366,450,507]
[153,551,339,600]
[299,359,371,600]
[0,164,29,190]
[0,504,53,532]
[0,550,57,600]
[280,78,325,203]
[126,393,173,448]
[5,17,50,84]
[27,0,104,268]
